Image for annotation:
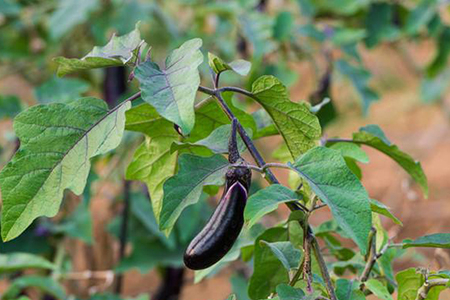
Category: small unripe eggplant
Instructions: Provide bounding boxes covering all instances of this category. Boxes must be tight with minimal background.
[184,176,249,270]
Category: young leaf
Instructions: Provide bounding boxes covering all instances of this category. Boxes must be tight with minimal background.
[54,24,143,76]
[403,233,450,249]
[126,132,178,223]
[208,52,251,76]
[3,275,66,300]
[260,241,302,271]
[244,184,300,228]
[275,284,305,300]
[159,154,229,233]
[135,38,203,135]
[396,268,424,300]
[251,75,321,158]
[0,253,55,274]
[365,279,393,300]
[369,199,402,226]
[352,125,429,197]
[248,227,289,299]
[290,147,372,254]
[0,97,131,241]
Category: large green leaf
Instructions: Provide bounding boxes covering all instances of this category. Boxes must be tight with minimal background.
[135,38,203,135]
[251,75,321,158]
[125,103,168,137]
[352,125,428,197]
[403,233,450,249]
[34,76,90,103]
[248,227,289,300]
[290,147,372,254]
[244,184,300,228]
[126,131,178,223]
[3,276,66,300]
[54,24,143,76]
[0,253,55,274]
[159,154,229,232]
[275,284,305,300]
[0,98,130,241]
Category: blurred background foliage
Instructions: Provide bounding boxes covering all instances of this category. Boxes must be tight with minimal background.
[1,0,450,299]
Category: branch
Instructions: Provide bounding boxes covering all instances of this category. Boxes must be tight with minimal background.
[416,278,449,300]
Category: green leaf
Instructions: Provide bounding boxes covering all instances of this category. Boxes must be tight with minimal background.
[365,3,399,48]
[276,284,305,300]
[0,253,55,274]
[244,184,300,228]
[290,147,372,254]
[54,24,143,76]
[135,38,203,135]
[208,52,251,76]
[248,227,289,299]
[0,97,131,241]
[369,199,402,226]
[34,76,90,103]
[332,27,367,46]
[260,241,302,271]
[336,59,379,114]
[240,12,277,59]
[251,75,321,158]
[352,125,428,197]
[190,92,257,141]
[329,142,369,163]
[49,0,100,39]
[365,279,393,300]
[0,95,22,119]
[172,124,249,155]
[125,103,168,137]
[427,26,450,77]
[159,154,229,232]
[273,11,294,41]
[405,0,438,35]
[231,274,251,300]
[403,233,450,249]
[396,268,424,300]
[126,132,178,223]
[335,279,366,300]
[3,276,66,300]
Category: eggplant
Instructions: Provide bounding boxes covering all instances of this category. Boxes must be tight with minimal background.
[183,179,249,270]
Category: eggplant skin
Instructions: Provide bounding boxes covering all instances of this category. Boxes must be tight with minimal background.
[184,181,248,270]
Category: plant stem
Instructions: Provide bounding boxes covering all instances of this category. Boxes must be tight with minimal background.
[415,278,449,300]
[198,85,337,300]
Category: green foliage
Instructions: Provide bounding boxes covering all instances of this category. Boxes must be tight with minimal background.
[54,24,143,76]
[3,276,66,300]
[290,146,372,254]
[159,154,229,233]
[0,95,22,120]
[136,38,203,135]
[0,98,130,241]
[260,241,302,271]
[0,253,55,274]
[251,75,321,158]
[352,125,429,197]
[34,76,90,104]
[403,233,450,249]
[208,52,251,76]
[244,184,300,228]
